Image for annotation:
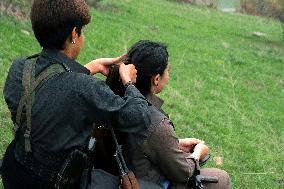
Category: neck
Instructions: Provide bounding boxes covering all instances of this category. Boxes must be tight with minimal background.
[150,85,158,95]
[61,48,75,59]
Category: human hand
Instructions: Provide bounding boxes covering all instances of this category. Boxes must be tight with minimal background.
[119,63,137,85]
[179,138,202,153]
[190,141,209,161]
[85,54,127,76]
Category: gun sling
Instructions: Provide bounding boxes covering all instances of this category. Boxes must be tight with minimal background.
[14,56,68,152]
[12,56,69,181]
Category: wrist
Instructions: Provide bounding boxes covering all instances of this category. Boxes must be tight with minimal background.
[85,62,98,75]
[190,152,201,161]
[124,81,135,89]
[188,154,201,174]
[121,76,132,85]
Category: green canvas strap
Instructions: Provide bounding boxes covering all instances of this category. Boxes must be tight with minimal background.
[14,58,36,153]
[14,57,67,152]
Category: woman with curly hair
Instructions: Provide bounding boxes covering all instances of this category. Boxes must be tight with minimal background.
[1,1,150,189]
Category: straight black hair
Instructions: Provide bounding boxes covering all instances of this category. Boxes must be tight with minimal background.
[106,40,168,96]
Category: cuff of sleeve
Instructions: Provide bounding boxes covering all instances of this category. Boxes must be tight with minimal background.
[187,155,201,174]
[124,81,135,89]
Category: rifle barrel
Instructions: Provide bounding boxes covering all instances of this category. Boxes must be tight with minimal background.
[198,175,218,183]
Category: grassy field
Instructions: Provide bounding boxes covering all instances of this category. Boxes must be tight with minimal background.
[1,0,284,188]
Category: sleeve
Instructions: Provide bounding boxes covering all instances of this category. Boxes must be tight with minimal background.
[79,76,150,133]
[3,58,25,123]
[143,119,196,183]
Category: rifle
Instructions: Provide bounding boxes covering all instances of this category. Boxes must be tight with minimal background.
[110,127,140,189]
[191,175,218,189]
[54,137,96,189]
[55,149,88,189]
[196,175,218,183]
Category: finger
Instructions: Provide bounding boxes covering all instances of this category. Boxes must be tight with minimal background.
[128,64,135,69]
[182,138,201,146]
[191,138,202,144]
[113,53,128,65]
[92,58,113,67]
[101,67,109,76]
[188,138,202,142]
[119,63,126,68]
[97,57,124,66]
[104,58,119,65]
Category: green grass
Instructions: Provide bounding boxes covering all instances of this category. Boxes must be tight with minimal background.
[1,0,284,188]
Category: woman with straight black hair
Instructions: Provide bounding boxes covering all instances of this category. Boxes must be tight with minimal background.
[106,40,231,189]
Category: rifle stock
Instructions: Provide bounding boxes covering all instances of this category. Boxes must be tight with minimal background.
[110,127,140,189]
[121,171,140,189]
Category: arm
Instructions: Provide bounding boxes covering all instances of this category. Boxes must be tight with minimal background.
[79,75,150,133]
[83,55,149,132]
[143,119,208,183]
[84,54,127,76]
[143,119,195,183]
[178,138,202,153]
[178,138,209,160]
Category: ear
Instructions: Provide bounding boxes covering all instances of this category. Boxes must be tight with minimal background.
[70,27,78,43]
[151,74,161,86]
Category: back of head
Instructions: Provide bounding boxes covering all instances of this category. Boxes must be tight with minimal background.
[106,40,168,96]
[31,0,91,50]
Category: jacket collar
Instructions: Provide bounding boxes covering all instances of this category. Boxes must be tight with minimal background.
[40,48,90,74]
[145,93,164,109]
[145,93,170,118]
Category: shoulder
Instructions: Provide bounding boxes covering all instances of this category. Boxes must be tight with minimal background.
[125,106,169,145]
[65,73,107,91]
[144,106,176,145]
[9,57,26,74]
[57,72,113,100]
[4,57,28,89]
[8,54,41,78]
[150,117,175,138]
[148,105,171,130]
